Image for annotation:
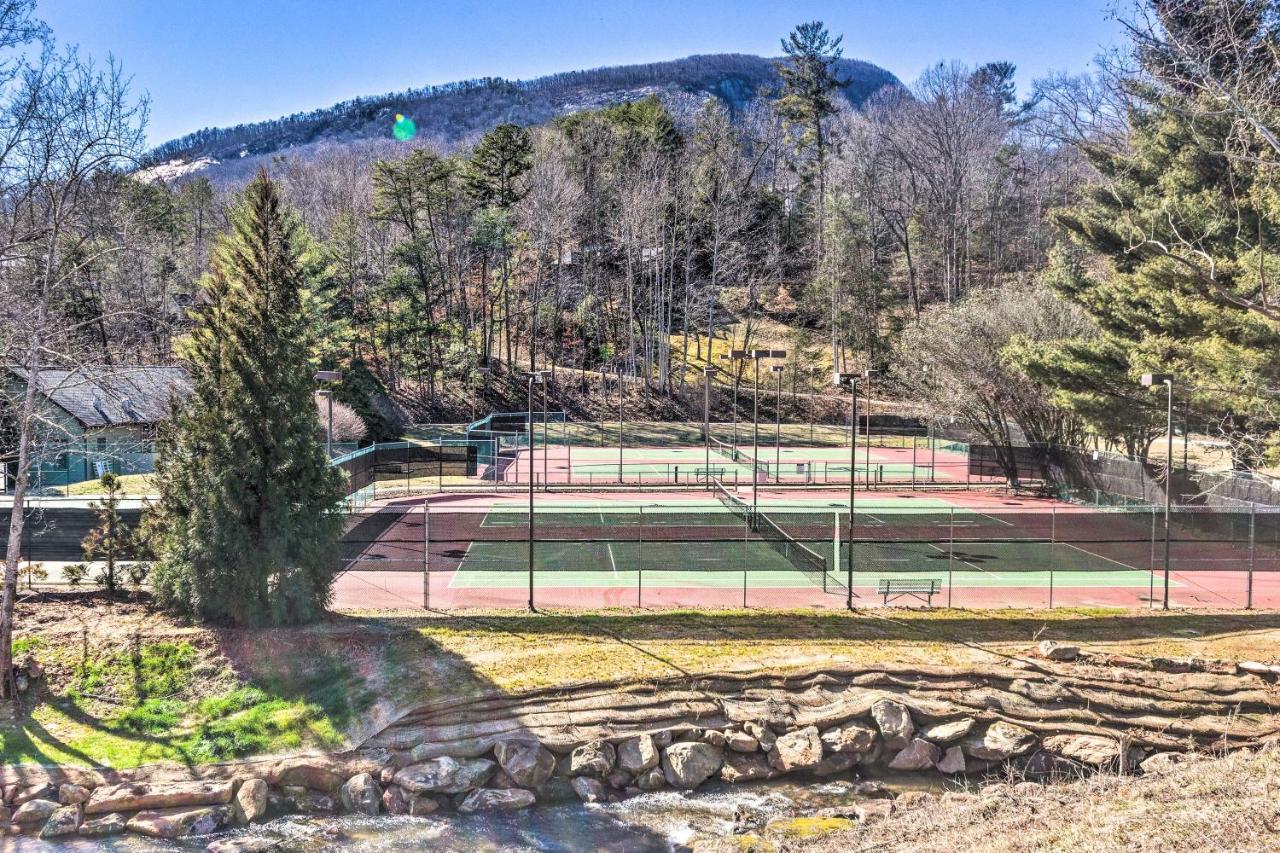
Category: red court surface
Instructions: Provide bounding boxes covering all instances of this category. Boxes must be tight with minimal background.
[334,485,1280,612]
[494,444,983,486]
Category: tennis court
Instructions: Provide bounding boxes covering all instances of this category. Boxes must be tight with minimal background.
[502,440,969,486]
[335,487,1280,611]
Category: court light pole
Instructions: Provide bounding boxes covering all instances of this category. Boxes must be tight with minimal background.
[772,364,785,482]
[1141,372,1175,610]
[862,369,878,490]
[703,366,716,485]
[527,370,550,611]
[719,352,742,448]
[542,377,549,489]
[837,372,864,610]
[730,349,786,516]
[617,363,624,484]
[314,370,343,459]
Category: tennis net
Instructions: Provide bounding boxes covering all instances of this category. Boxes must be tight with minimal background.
[736,446,770,480]
[755,509,844,594]
[709,435,738,462]
[713,478,753,526]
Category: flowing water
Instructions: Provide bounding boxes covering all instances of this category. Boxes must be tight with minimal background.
[26,773,961,852]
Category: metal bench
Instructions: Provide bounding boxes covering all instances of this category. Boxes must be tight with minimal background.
[877,577,942,607]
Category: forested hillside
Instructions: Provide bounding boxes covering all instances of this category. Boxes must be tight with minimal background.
[6,5,1280,478]
[147,53,900,170]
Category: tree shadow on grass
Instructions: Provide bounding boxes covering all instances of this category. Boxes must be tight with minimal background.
[363,608,1280,651]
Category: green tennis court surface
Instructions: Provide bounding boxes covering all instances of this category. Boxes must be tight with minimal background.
[477,495,961,527]
[448,541,844,589]
[557,445,930,480]
[448,509,1169,591]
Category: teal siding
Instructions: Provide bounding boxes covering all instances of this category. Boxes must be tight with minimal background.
[3,378,157,489]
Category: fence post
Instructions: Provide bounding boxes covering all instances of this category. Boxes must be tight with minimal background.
[911,436,917,491]
[638,505,644,608]
[1048,506,1055,609]
[423,502,430,610]
[1247,503,1256,610]
[929,424,936,482]
[1149,506,1157,609]
[947,507,955,608]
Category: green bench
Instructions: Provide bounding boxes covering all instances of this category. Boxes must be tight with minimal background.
[877,577,942,607]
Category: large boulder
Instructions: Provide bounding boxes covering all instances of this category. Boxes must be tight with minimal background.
[1039,640,1079,661]
[820,721,879,755]
[338,773,382,816]
[662,742,723,789]
[494,740,556,789]
[381,785,408,816]
[393,757,496,794]
[457,788,536,813]
[13,782,55,805]
[719,752,773,783]
[1041,734,1123,766]
[635,767,666,791]
[408,794,442,816]
[1141,751,1200,776]
[58,784,91,805]
[768,726,824,773]
[569,741,616,778]
[963,722,1038,761]
[39,804,82,838]
[11,798,58,824]
[920,718,975,744]
[725,731,759,753]
[936,746,967,774]
[616,734,660,775]
[85,780,234,815]
[235,779,269,824]
[814,752,858,776]
[281,787,335,814]
[870,699,915,750]
[743,721,776,752]
[78,813,126,837]
[126,805,232,839]
[888,738,942,771]
[570,776,607,803]
[268,758,345,793]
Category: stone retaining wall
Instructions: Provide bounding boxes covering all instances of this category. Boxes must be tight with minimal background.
[3,648,1278,845]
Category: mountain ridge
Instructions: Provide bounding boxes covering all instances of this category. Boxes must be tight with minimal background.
[147,52,901,170]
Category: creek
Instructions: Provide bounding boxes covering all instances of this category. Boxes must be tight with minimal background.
[23,771,955,852]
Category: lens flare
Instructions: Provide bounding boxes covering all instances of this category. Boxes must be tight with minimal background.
[392,113,417,142]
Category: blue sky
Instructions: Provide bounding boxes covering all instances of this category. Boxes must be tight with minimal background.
[40,0,1125,147]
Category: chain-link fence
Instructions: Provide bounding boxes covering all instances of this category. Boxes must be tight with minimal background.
[336,501,1280,611]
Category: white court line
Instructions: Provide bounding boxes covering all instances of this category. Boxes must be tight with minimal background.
[1059,542,1144,572]
[446,541,476,589]
[607,542,618,578]
[926,541,990,574]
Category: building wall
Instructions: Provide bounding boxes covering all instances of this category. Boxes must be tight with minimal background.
[2,377,157,490]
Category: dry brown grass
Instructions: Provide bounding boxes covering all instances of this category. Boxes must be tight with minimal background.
[790,746,1280,852]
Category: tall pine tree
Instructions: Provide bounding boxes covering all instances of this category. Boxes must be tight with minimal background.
[147,170,343,625]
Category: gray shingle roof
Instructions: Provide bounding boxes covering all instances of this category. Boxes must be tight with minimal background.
[8,366,190,428]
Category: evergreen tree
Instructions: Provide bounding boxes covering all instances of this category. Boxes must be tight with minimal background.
[83,472,127,591]
[1020,12,1280,464]
[146,170,344,625]
[466,123,533,208]
[775,21,848,366]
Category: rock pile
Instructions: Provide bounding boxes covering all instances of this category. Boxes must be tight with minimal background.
[3,653,1276,842]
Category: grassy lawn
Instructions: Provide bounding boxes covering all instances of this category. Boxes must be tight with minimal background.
[59,474,155,496]
[369,606,1280,694]
[8,598,1280,770]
